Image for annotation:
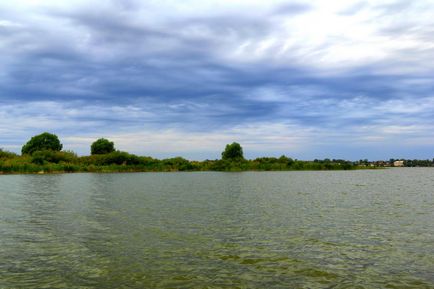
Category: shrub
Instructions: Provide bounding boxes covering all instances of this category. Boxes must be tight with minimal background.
[0,149,17,159]
[31,150,77,164]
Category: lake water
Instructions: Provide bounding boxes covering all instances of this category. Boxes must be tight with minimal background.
[1,169,434,288]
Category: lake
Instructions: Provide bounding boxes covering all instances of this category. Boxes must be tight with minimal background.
[1,169,434,288]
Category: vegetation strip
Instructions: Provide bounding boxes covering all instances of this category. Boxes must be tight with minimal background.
[1,132,425,174]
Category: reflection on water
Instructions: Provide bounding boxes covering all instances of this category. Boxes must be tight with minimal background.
[1,169,434,288]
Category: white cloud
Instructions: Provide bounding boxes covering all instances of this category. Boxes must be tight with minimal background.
[3,0,434,73]
[1,1,434,159]
[64,122,314,159]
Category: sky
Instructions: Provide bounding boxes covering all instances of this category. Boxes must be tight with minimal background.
[1,0,434,160]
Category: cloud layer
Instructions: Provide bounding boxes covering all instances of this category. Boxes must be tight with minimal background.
[1,0,434,159]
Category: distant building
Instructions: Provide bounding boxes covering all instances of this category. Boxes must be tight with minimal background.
[393,160,404,167]
[374,161,390,167]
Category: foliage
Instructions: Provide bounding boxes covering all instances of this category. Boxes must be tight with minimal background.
[80,151,137,166]
[0,149,17,159]
[0,153,368,174]
[91,138,115,155]
[162,157,195,171]
[22,132,63,155]
[222,142,244,161]
[0,138,378,174]
[403,159,434,167]
[31,150,77,165]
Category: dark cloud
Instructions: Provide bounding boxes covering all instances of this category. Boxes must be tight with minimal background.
[1,0,434,158]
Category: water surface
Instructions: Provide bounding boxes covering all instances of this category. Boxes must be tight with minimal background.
[1,169,434,288]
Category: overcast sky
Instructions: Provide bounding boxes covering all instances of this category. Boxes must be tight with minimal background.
[1,0,434,160]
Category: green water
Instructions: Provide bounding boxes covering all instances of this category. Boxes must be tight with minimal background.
[1,169,434,288]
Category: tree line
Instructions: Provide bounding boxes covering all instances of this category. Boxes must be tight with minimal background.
[0,132,369,174]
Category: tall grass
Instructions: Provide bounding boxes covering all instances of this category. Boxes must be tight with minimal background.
[0,149,365,174]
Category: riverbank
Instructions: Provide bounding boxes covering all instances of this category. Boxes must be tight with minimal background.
[0,150,373,174]
[0,166,379,175]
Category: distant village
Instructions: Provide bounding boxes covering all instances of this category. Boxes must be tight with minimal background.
[356,159,434,167]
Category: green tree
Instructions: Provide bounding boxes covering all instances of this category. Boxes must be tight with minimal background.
[21,132,63,155]
[91,138,115,155]
[221,142,244,160]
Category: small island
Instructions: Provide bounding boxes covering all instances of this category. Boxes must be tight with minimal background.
[0,132,430,174]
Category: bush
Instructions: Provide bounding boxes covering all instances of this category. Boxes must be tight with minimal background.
[0,149,17,159]
[162,157,194,171]
[31,150,78,164]
[82,151,142,166]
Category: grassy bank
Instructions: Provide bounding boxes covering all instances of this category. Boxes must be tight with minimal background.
[0,150,367,174]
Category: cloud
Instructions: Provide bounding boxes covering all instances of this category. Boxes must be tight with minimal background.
[0,0,433,159]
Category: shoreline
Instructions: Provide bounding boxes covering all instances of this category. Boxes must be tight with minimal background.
[0,166,383,176]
